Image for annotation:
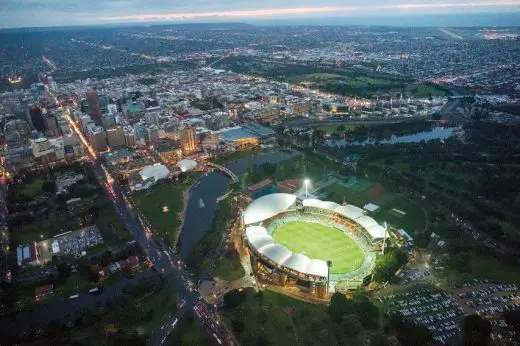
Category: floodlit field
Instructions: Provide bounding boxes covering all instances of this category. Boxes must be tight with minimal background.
[272,221,365,274]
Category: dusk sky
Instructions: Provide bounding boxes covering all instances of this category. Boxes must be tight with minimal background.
[1,0,520,28]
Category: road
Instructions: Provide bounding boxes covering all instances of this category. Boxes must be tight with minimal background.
[59,102,236,345]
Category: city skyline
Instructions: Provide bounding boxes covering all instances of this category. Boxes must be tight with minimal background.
[1,0,520,28]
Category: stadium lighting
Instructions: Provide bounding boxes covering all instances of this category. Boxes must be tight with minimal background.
[304,178,310,198]
[381,222,388,255]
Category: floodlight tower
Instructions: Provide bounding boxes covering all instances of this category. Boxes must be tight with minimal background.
[327,260,332,296]
[304,178,310,198]
[381,222,388,255]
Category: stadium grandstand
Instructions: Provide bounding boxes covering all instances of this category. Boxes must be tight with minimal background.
[242,193,385,298]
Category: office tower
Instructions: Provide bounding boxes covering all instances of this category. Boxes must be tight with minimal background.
[134,121,146,140]
[145,106,160,125]
[145,125,160,145]
[107,104,118,115]
[87,89,101,123]
[181,126,197,154]
[79,115,92,134]
[98,94,109,113]
[124,126,136,147]
[101,113,116,129]
[88,126,107,152]
[106,126,125,149]
[43,112,58,132]
[28,105,45,132]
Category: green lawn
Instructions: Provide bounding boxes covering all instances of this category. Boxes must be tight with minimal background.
[321,182,371,207]
[95,198,132,245]
[214,251,245,281]
[373,194,427,235]
[214,149,261,165]
[469,254,520,284]
[318,124,361,133]
[404,84,447,98]
[19,222,61,244]
[223,289,334,345]
[272,221,365,274]
[20,177,44,198]
[289,73,446,98]
[135,183,183,243]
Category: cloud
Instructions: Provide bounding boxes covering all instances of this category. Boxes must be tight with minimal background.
[98,1,520,22]
[1,0,520,28]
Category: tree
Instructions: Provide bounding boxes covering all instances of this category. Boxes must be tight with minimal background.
[328,293,356,323]
[462,314,492,346]
[42,180,56,193]
[370,332,390,346]
[341,314,363,339]
[373,248,406,283]
[352,291,380,328]
[57,262,72,279]
[389,314,432,346]
[223,289,246,309]
[232,319,245,334]
[256,290,264,306]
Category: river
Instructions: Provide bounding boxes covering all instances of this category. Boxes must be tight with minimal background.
[324,126,457,147]
[177,151,300,258]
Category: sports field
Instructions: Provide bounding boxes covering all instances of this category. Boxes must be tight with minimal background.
[272,222,365,274]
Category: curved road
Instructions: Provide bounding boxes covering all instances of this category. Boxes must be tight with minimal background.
[24,93,235,345]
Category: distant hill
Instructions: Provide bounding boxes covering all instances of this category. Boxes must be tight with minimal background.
[0,22,254,33]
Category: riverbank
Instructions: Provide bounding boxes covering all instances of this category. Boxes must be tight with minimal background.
[173,182,194,251]
[177,151,300,259]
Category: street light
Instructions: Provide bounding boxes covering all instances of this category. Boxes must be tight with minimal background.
[304,178,310,198]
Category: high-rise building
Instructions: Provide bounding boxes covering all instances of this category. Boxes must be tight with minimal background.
[87,90,101,123]
[79,115,92,134]
[43,112,58,132]
[124,126,136,147]
[145,106,160,125]
[88,125,107,152]
[101,113,116,129]
[145,125,160,145]
[134,121,146,140]
[106,126,125,149]
[28,105,45,132]
[107,104,118,115]
[181,126,197,154]
[99,94,109,113]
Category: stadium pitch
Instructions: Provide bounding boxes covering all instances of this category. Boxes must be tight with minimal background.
[272,221,365,274]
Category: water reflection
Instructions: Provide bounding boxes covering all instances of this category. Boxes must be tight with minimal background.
[178,151,300,258]
[325,127,456,147]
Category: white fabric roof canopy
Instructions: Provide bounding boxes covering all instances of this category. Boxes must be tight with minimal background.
[243,193,296,225]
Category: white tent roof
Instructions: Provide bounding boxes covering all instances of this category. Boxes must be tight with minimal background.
[248,234,275,250]
[245,226,268,238]
[139,164,169,182]
[366,224,387,239]
[334,204,364,220]
[302,198,323,208]
[282,253,311,273]
[320,201,340,211]
[243,193,296,225]
[306,259,328,277]
[356,215,378,229]
[177,159,198,172]
[259,244,292,264]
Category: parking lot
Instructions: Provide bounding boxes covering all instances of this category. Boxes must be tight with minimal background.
[451,279,520,345]
[38,226,104,263]
[382,289,464,344]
